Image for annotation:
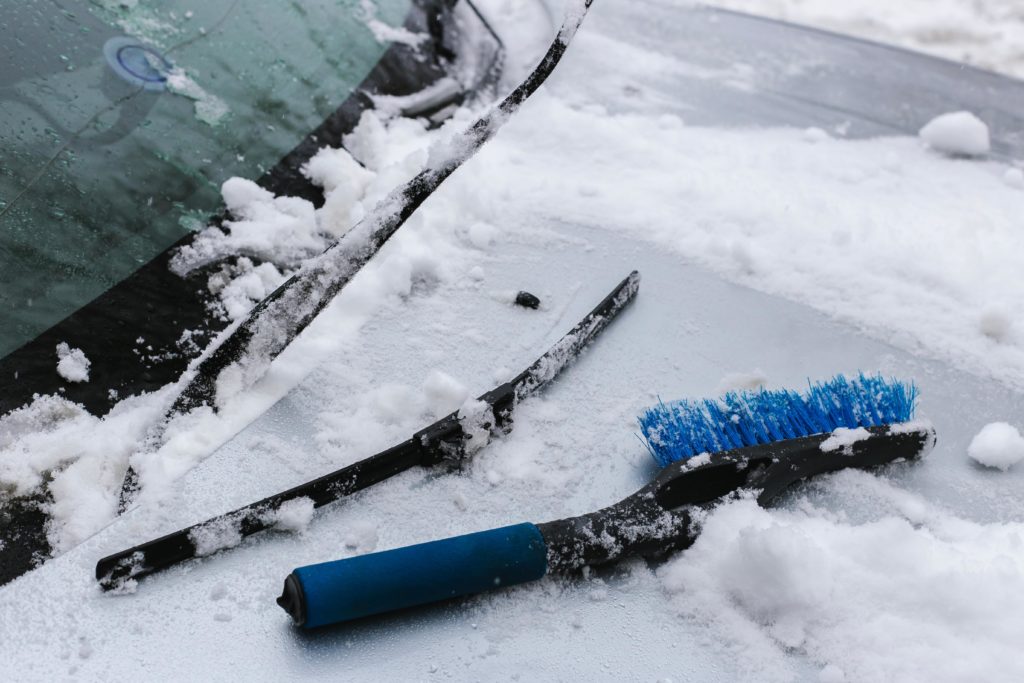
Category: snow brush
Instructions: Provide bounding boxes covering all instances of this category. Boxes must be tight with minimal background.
[276,375,934,628]
[96,271,638,589]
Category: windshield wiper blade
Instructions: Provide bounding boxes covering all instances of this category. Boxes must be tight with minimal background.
[117,0,597,511]
[0,0,596,589]
[97,269,638,589]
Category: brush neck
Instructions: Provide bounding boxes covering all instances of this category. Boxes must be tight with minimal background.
[536,489,694,572]
[536,422,936,573]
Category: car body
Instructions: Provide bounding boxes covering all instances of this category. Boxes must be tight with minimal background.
[2,1,1023,680]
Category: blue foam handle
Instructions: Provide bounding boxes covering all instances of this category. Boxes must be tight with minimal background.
[289,522,549,628]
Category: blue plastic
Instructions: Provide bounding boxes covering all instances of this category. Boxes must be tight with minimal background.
[638,373,917,467]
[292,522,549,628]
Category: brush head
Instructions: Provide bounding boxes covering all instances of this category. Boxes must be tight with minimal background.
[638,374,918,468]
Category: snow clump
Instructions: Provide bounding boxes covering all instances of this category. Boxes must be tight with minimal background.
[820,427,871,454]
[343,519,380,553]
[422,370,470,415]
[55,343,91,383]
[660,478,1024,681]
[273,497,316,533]
[1004,168,1024,189]
[978,306,1013,343]
[918,111,990,156]
[967,421,1024,471]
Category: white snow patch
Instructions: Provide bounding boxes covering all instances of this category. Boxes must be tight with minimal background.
[967,421,1024,471]
[302,146,376,238]
[820,427,871,454]
[166,68,229,126]
[661,483,1024,682]
[360,0,428,47]
[457,398,493,454]
[210,258,286,321]
[0,389,172,551]
[802,127,830,143]
[343,519,380,553]
[712,0,1024,79]
[177,177,321,272]
[467,221,499,250]
[919,111,990,157]
[446,94,1024,391]
[55,343,90,383]
[684,452,713,469]
[978,305,1013,343]
[189,518,243,557]
[715,370,767,395]
[819,664,846,683]
[422,370,470,415]
[273,497,315,534]
[1003,167,1024,189]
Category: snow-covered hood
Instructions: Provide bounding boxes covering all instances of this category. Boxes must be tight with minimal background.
[3,1,1024,681]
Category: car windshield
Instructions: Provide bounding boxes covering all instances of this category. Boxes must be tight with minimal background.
[0,0,410,361]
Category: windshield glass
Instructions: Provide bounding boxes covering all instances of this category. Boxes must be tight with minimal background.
[0,0,410,360]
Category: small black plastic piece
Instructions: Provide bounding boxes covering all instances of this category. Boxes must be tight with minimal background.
[514,291,541,309]
[276,573,307,626]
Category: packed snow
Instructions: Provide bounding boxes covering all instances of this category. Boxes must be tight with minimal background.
[967,421,1024,471]
[189,517,243,557]
[272,497,316,534]
[819,427,871,454]
[712,0,1024,78]
[343,519,380,553]
[919,110,991,157]
[55,343,91,383]
[1004,167,1024,189]
[3,0,1024,681]
[661,471,1024,682]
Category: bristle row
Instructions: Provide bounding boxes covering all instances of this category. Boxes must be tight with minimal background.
[638,374,917,467]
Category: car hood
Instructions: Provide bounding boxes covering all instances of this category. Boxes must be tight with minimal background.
[3,2,1024,680]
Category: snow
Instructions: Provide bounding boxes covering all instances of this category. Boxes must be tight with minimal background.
[661,472,1024,682]
[301,146,376,238]
[715,370,767,394]
[967,422,1024,471]
[712,0,1024,78]
[343,519,380,553]
[55,343,90,383]
[272,497,315,533]
[919,110,991,157]
[1004,167,1024,189]
[979,305,1013,343]
[189,517,243,557]
[457,398,493,454]
[173,177,322,273]
[4,0,1024,680]
[819,426,871,454]
[166,68,229,126]
[360,0,428,47]
[422,370,470,414]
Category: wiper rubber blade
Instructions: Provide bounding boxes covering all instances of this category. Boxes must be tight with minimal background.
[97,269,638,589]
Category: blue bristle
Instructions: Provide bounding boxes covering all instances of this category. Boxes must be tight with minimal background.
[637,373,917,468]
